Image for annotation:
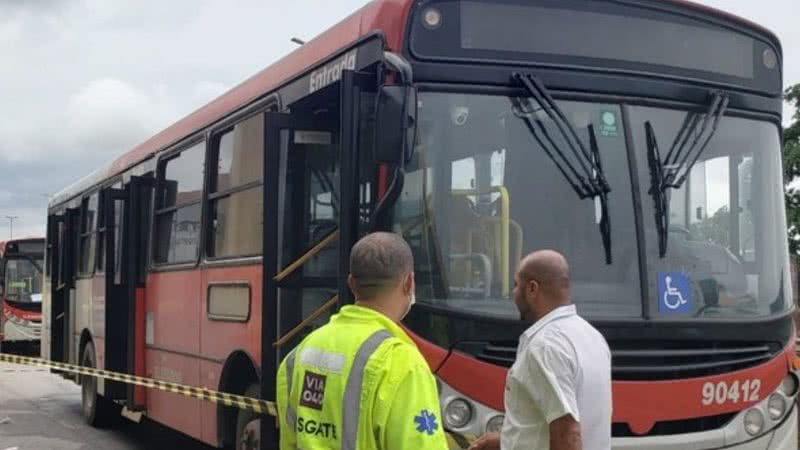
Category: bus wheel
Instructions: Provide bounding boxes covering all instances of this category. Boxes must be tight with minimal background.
[81,343,115,428]
[235,384,261,450]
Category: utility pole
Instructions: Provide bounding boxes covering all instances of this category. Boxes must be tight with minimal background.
[5,215,17,239]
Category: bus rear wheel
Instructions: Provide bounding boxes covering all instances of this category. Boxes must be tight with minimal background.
[235,384,261,450]
[80,343,115,428]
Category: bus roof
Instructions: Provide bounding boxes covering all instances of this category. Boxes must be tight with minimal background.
[0,237,44,257]
[48,0,777,208]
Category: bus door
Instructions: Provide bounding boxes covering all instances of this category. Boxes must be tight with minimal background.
[101,176,154,408]
[47,208,79,369]
[260,70,376,449]
[101,185,129,400]
[124,175,154,411]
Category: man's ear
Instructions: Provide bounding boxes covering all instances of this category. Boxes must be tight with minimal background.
[347,274,358,298]
[527,279,539,297]
[403,272,414,296]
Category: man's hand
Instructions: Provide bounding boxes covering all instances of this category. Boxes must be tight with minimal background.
[467,432,500,450]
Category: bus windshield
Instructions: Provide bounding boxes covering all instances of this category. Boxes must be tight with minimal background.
[392,92,790,321]
[393,91,640,319]
[629,107,791,318]
[4,257,44,303]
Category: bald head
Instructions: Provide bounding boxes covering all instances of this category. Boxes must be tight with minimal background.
[518,250,571,301]
[349,232,413,300]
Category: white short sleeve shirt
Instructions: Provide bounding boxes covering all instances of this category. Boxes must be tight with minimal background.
[501,305,612,450]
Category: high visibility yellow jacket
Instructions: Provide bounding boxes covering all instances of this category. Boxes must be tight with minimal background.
[276,304,448,450]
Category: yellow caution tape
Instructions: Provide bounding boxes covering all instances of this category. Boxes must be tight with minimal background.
[0,352,277,416]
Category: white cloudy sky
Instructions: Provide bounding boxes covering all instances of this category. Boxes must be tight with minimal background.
[0,0,796,237]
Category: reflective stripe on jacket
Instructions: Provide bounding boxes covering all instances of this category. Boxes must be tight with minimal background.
[276,304,448,450]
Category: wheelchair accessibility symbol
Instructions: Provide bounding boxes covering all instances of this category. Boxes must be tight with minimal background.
[658,272,692,313]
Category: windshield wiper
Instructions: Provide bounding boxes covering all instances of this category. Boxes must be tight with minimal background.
[512,72,613,264]
[645,91,729,257]
[645,122,670,259]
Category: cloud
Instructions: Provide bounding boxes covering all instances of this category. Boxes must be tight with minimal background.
[0,79,173,163]
[0,0,369,236]
[65,78,175,157]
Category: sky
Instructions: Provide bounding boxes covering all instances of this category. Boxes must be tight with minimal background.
[0,0,797,238]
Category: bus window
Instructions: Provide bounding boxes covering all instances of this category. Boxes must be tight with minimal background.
[396,93,639,317]
[96,181,123,273]
[208,114,264,258]
[738,156,756,262]
[451,157,476,190]
[79,194,98,275]
[630,106,787,318]
[4,257,43,303]
[138,172,154,283]
[154,142,205,264]
[97,192,106,272]
[298,142,340,278]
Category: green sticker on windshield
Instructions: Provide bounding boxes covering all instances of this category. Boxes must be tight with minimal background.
[599,111,619,137]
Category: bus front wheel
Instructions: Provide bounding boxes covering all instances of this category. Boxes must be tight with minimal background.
[80,343,115,428]
[235,384,261,450]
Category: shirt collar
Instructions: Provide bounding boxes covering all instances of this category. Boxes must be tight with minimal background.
[521,304,577,341]
[332,304,414,345]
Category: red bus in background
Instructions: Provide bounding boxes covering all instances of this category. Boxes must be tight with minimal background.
[42,0,797,449]
[1,237,44,353]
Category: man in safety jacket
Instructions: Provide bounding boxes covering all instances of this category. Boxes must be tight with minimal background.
[276,232,448,450]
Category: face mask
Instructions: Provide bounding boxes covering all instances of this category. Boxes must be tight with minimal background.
[401,292,416,321]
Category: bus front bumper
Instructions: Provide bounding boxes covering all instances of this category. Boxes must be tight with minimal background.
[2,320,41,342]
[613,403,797,450]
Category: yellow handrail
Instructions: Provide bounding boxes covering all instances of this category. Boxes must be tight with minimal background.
[451,186,510,296]
[273,295,338,348]
[274,230,338,282]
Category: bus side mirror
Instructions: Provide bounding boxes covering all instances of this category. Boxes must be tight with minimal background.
[374,85,417,164]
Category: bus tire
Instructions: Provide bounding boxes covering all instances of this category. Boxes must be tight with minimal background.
[235,384,261,450]
[80,343,116,428]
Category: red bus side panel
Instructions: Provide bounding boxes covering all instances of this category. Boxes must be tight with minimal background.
[144,270,203,441]
[145,348,203,440]
[199,266,262,363]
[199,264,263,445]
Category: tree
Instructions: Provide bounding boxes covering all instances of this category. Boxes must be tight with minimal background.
[690,205,731,248]
[784,85,800,254]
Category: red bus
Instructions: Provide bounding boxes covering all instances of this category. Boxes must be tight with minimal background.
[1,237,44,353]
[42,0,798,449]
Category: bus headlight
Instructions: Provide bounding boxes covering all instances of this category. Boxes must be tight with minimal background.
[767,394,787,420]
[743,408,765,436]
[486,414,504,433]
[444,398,472,428]
[779,373,799,397]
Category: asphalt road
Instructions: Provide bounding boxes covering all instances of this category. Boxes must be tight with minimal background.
[0,361,213,450]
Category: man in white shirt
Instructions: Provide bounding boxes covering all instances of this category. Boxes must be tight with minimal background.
[469,250,612,450]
